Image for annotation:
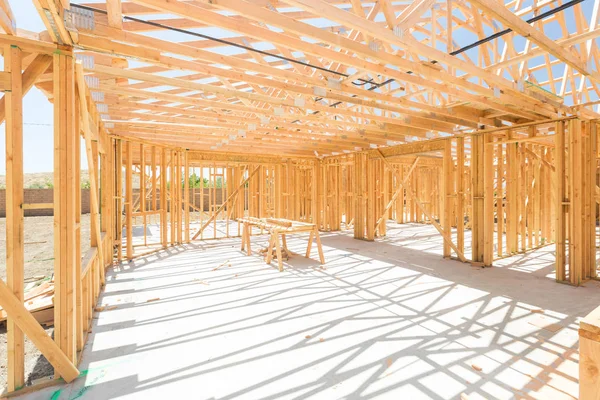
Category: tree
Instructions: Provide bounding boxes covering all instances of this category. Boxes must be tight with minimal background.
[28,180,53,189]
[185,173,201,188]
[184,173,210,188]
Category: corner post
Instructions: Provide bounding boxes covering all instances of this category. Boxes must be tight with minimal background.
[5,43,24,392]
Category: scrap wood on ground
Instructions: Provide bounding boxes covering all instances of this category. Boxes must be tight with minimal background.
[0,276,55,327]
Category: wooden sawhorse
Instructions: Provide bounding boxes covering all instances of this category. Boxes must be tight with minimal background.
[240,218,325,271]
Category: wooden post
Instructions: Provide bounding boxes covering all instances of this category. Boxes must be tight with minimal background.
[443,140,452,258]
[366,158,375,241]
[53,50,77,365]
[90,142,98,251]
[275,164,283,219]
[456,137,465,255]
[526,144,533,250]
[5,43,24,391]
[579,305,600,399]
[380,163,388,236]
[115,139,123,262]
[570,120,583,285]
[590,122,597,279]
[353,155,360,238]
[74,61,105,282]
[313,161,320,227]
[185,151,190,242]
[519,143,527,252]
[353,152,367,239]
[292,165,303,221]
[177,152,182,244]
[532,148,540,247]
[506,132,518,254]
[100,145,111,267]
[160,148,168,248]
[140,143,146,246]
[125,141,133,259]
[555,121,567,281]
[471,135,484,263]
[225,165,232,237]
[395,165,403,224]
[583,125,591,279]
[497,143,504,257]
[170,151,176,245]
[151,146,157,220]
[483,135,494,266]
[74,96,82,353]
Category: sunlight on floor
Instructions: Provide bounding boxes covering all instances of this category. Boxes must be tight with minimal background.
[20,223,600,400]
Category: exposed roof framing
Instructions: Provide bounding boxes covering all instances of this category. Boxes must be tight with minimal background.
[16,0,600,156]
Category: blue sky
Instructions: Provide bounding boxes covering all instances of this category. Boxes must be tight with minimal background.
[0,1,85,174]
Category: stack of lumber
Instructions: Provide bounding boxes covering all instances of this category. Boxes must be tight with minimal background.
[0,277,54,327]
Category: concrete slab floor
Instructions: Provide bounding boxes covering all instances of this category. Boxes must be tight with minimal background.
[15,223,600,400]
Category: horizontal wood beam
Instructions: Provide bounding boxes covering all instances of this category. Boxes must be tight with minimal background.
[369,140,446,158]
[188,150,314,164]
[22,203,53,210]
[0,33,58,54]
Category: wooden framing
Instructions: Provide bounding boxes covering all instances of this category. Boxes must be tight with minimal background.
[4,0,600,396]
[0,35,118,396]
[53,50,77,366]
[125,141,133,259]
[239,217,325,272]
[20,0,597,159]
[0,279,79,383]
[4,43,24,392]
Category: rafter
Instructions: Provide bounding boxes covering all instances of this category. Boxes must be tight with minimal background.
[471,0,600,85]
[15,0,600,155]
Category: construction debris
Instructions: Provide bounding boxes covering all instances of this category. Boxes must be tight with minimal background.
[0,276,54,326]
[213,260,231,271]
[259,246,290,261]
[146,298,161,303]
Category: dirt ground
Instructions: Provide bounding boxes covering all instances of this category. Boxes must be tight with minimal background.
[0,214,91,281]
[0,214,92,392]
[0,326,54,391]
